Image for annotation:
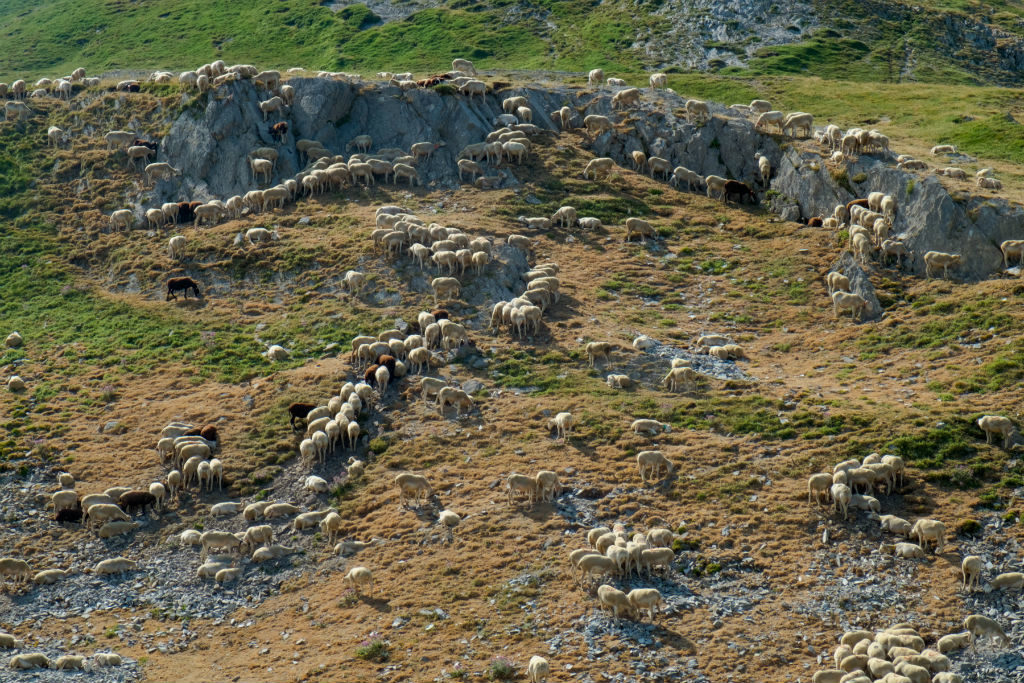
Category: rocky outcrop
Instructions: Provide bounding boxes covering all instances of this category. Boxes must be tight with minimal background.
[159,77,1021,281]
[771,146,1024,280]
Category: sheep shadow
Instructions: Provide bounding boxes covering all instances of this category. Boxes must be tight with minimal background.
[359,595,391,612]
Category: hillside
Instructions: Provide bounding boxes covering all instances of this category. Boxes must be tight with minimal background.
[5,0,1024,85]
[0,33,1023,683]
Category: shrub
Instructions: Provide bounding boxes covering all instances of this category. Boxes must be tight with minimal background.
[488,657,515,680]
[355,638,389,662]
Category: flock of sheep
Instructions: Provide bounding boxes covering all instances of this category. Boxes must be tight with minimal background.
[0,53,1020,681]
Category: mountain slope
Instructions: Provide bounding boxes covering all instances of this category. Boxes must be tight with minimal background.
[3,0,1024,85]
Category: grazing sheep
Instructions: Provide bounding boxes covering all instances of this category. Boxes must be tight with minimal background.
[583,157,615,179]
[344,566,374,594]
[612,87,641,108]
[527,655,550,683]
[964,614,1009,648]
[395,472,433,508]
[832,291,867,321]
[9,653,51,669]
[910,518,945,553]
[93,557,137,575]
[1000,239,1024,268]
[807,473,833,505]
[962,555,984,591]
[507,473,538,506]
[991,572,1024,590]
[588,69,604,85]
[825,271,850,295]
[662,366,697,393]
[624,217,655,243]
[923,251,961,279]
[606,374,634,389]
[637,451,672,483]
[977,415,1016,449]
[437,386,473,415]
[584,115,614,135]
[685,99,709,122]
[548,412,574,440]
[145,163,181,184]
[585,341,616,367]
[627,588,666,621]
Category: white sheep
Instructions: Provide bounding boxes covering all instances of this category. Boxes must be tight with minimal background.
[627,588,666,621]
[637,451,672,483]
[961,555,983,591]
[93,557,137,575]
[548,412,574,440]
[923,251,961,279]
[527,655,550,683]
[631,419,669,435]
[991,572,1024,590]
[831,483,851,519]
[832,291,867,321]
[977,415,1016,449]
[588,69,604,85]
[807,473,833,504]
[964,614,1009,648]
[649,72,667,88]
[344,566,373,594]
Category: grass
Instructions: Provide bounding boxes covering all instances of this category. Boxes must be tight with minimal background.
[355,638,389,662]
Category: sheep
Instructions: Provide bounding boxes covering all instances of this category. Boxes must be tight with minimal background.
[961,555,984,591]
[119,490,156,515]
[605,374,634,390]
[909,518,945,553]
[145,162,181,184]
[259,96,285,121]
[98,520,139,538]
[507,473,538,506]
[931,144,958,155]
[992,572,1024,590]
[832,291,867,321]
[637,451,672,483]
[84,503,131,529]
[879,514,912,536]
[263,503,301,520]
[437,386,473,415]
[704,174,728,201]
[755,110,785,133]
[807,473,833,504]
[343,566,374,594]
[551,205,578,228]
[662,366,697,393]
[936,632,971,654]
[108,209,134,232]
[51,489,79,513]
[685,99,709,122]
[548,412,574,440]
[892,541,925,559]
[530,471,560,504]
[583,157,615,179]
[431,276,460,304]
[977,415,1016,449]
[214,567,242,583]
[395,472,433,508]
[825,271,850,295]
[584,114,614,135]
[624,217,656,243]
[9,653,51,669]
[578,553,617,586]
[830,483,852,519]
[595,584,633,620]
[240,525,274,553]
[33,568,68,585]
[922,251,961,279]
[612,87,641,108]
[588,68,604,85]
[782,112,813,137]
[631,419,669,435]
[93,557,137,575]
[880,239,911,268]
[758,155,771,187]
[627,588,666,621]
[964,614,1009,648]
[0,634,23,649]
